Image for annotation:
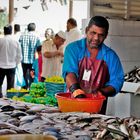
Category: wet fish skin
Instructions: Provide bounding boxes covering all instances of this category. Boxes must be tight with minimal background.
[1,105,15,112]
[20,115,39,122]
[11,110,28,118]
[119,123,129,136]
[75,135,92,140]
[7,118,20,127]
[0,112,11,122]
[96,128,108,139]
[106,126,129,138]
[0,122,18,129]
[0,129,17,135]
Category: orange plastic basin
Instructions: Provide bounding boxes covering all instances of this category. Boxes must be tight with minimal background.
[55,93,106,113]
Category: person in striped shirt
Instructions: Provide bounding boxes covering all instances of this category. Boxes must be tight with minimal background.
[19,23,41,89]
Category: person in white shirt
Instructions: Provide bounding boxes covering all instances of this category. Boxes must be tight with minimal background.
[13,24,21,41]
[64,18,82,49]
[13,24,25,88]
[41,31,66,82]
[0,25,22,97]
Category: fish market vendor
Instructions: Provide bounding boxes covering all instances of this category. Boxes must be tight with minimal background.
[62,16,124,114]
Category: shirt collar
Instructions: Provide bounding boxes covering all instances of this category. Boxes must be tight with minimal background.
[69,27,77,32]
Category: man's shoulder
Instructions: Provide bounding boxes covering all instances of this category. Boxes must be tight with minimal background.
[4,35,17,41]
[29,32,40,38]
[71,28,82,36]
[43,39,53,45]
[20,32,40,40]
[102,43,113,52]
[102,43,118,57]
[66,38,85,52]
[19,32,28,39]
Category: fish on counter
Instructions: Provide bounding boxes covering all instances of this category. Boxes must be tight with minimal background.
[124,67,140,83]
[0,98,140,139]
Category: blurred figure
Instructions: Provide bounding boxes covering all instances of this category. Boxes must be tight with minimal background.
[13,24,25,88]
[64,18,82,49]
[45,28,54,41]
[0,25,22,97]
[30,45,42,83]
[41,31,66,82]
[19,23,41,89]
[37,45,42,82]
[13,24,21,41]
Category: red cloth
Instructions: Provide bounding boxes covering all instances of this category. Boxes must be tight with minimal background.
[38,54,42,81]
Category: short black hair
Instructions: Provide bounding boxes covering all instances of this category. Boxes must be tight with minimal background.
[14,24,20,32]
[4,25,12,35]
[88,16,109,35]
[67,18,77,27]
[27,23,36,31]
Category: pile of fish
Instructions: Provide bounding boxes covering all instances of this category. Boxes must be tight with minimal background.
[124,67,140,83]
[0,98,140,140]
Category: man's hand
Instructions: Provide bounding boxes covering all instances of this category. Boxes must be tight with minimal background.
[96,90,103,97]
[69,83,86,98]
[73,89,86,98]
[58,51,63,57]
[30,70,35,78]
[92,90,106,99]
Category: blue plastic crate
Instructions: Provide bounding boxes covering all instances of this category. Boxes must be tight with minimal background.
[45,82,64,96]
[6,92,29,98]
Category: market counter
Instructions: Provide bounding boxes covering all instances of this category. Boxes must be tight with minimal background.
[0,97,140,139]
[107,82,140,118]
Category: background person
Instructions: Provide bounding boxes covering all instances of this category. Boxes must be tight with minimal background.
[41,31,66,82]
[64,18,82,51]
[30,45,42,83]
[13,24,21,41]
[13,24,25,88]
[0,25,22,97]
[62,16,124,114]
[19,23,41,89]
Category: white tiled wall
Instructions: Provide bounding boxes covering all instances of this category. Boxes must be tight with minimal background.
[105,19,140,117]
[105,19,140,73]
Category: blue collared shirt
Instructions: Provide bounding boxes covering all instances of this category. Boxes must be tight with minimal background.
[63,38,124,94]
[19,31,41,64]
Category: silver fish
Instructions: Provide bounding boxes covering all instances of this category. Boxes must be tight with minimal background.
[0,129,17,135]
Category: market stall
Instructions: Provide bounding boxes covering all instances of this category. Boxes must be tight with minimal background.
[0,96,140,139]
[0,74,139,139]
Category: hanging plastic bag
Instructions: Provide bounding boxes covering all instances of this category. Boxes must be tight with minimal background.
[15,63,25,87]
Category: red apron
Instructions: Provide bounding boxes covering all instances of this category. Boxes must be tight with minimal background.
[78,54,110,114]
[78,56,109,94]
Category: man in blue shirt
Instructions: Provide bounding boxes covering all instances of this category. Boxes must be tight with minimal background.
[19,23,41,89]
[63,16,124,114]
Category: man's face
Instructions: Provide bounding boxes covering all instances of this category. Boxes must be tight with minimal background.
[86,25,107,48]
[66,22,71,32]
[55,37,65,47]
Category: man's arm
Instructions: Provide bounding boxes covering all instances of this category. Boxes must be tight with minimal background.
[65,73,78,89]
[66,72,86,98]
[43,51,63,58]
[99,86,116,97]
